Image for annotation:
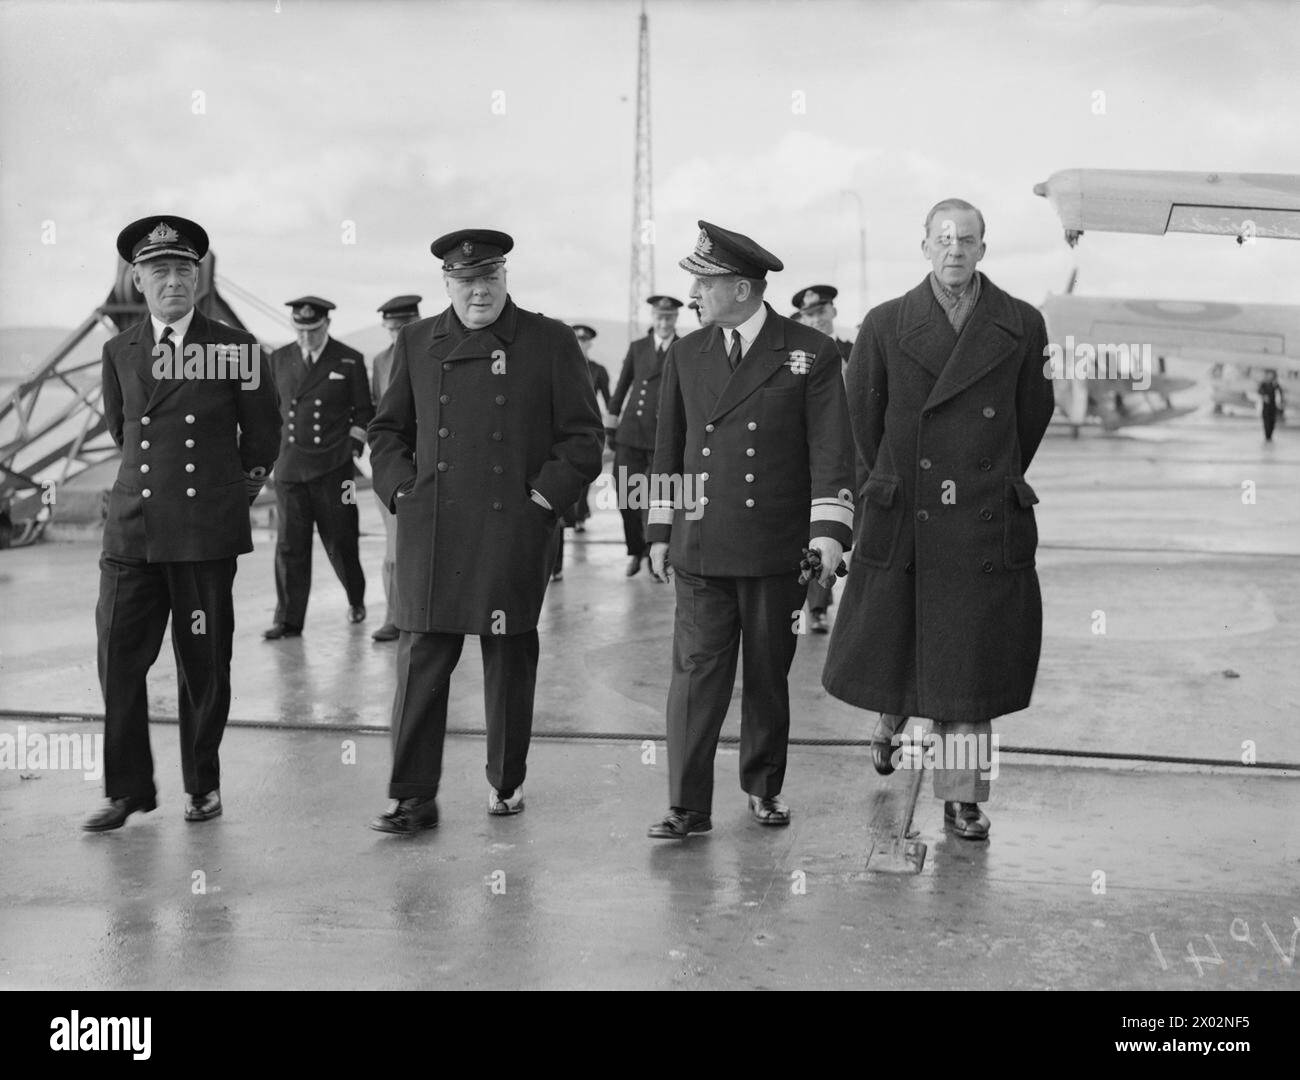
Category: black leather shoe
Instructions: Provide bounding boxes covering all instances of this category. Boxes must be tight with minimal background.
[748,793,791,826]
[371,623,399,642]
[626,555,643,577]
[647,808,712,839]
[82,795,156,832]
[348,605,366,624]
[944,801,990,841]
[369,796,439,834]
[809,609,829,634]
[263,623,302,640]
[871,713,907,776]
[185,790,222,822]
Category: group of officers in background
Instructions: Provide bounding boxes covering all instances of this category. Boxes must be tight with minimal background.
[84,206,1054,852]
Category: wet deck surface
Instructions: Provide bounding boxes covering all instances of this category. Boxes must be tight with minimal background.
[1,409,1297,989]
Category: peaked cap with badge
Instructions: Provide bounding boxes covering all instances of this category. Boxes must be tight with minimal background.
[431,229,514,279]
[678,221,784,279]
[116,215,209,264]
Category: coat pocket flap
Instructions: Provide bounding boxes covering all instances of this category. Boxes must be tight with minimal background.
[862,474,899,508]
[1009,478,1039,508]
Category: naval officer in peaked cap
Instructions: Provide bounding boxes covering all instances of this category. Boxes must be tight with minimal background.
[608,295,682,576]
[645,222,855,839]
[369,294,423,642]
[264,296,373,639]
[84,215,281,831]
[367,228,602,832]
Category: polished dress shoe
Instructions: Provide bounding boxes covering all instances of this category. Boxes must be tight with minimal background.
[488,786,525,816]
[82,795,156,832]
[263,623,302,640]
[371,622,400,642]
[809,609,829,634]
[626,555,643,577]
[348,605,366,624]
[944,801,990,841]
[369,796,439,834]
[748,793,791,826]
[871,712,907,776]
[551,569,563,582]
[647,808,712,839]
[185,790,222,822]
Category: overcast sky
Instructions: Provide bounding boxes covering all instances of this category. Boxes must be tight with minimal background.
[2,0,1298,341]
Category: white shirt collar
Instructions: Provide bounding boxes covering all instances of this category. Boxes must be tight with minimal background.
[722,303,768,358]
[303,336,328,363]
[151,307,195,347]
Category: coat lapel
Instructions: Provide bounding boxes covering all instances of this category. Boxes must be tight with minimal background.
[296,335,341,398]
[925,274,1022,409]
[708,304,789,422]
[897,280,955,382]
[432,298,520,363]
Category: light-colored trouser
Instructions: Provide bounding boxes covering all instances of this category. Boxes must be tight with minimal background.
[375,491,397,626]
[882,715,993,803]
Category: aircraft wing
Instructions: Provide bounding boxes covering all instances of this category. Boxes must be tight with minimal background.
[1040,294,1300,367]
[1033,169,1300,245]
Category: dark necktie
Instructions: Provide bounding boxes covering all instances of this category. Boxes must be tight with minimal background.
[727,332,742,372]
[158,326,174,379]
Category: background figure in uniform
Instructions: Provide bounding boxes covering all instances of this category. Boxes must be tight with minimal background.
[264,297,373,639]
[646,222,855,840]
[369,294,423,642]
[1258,369,1283,442]
[608,295,681,576]
[821,199,1055,842]
[550,323,607,581]
[368,229,602,833]
[570,324,609,534]
[84,215,281,831]
[792,284,853,633]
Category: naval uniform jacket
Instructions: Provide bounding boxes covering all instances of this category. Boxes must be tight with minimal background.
[368,298,604,635]
[821,273,1056,722]
[270,337,373,483]
[609,332,677,450]
[100,310,281,562]
[647,304,854,575]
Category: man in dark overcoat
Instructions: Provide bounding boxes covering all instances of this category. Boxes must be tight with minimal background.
[822,199,1055,840]
[369,294,423,642]
[84,215,281,831]
[645,222,855,840]
[367,229,603,832]
[607,295,682,576]
[264,297,373,638]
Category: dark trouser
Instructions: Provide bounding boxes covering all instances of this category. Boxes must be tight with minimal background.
[96,552,237,799]
[614,443,652,557]
[806,576,834,615]
[273,461,365,627]
[666,567,806,814]
[1263,403,1277,440]
[387,629,539,799]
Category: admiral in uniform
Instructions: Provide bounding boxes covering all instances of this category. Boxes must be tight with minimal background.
[264,297,374,638]
[821,199,1056,841]
[367,229,602,833]
[84,215,281,831]
[646,222,855,839]
[607,295,682,575]
[792,284,854,634]
[369,294,423,642]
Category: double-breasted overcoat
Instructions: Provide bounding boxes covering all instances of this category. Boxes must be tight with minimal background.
[822,274,1055,721]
